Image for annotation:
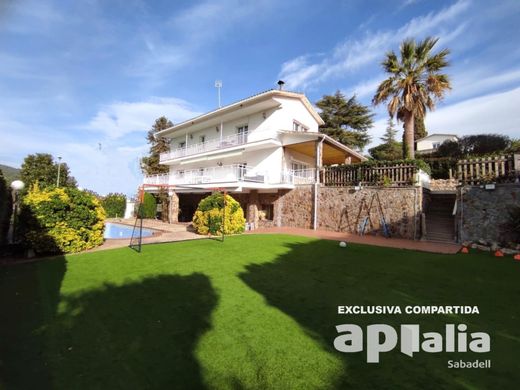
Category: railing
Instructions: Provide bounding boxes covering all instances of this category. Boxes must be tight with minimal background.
[456,154,518,185]
[321,164,418,187]
[144,166,317,186]
[160,132,254,162]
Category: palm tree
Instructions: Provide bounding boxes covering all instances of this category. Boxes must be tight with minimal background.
[372,37,451,159]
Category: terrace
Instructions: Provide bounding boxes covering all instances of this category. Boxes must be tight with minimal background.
[143,164,316,188]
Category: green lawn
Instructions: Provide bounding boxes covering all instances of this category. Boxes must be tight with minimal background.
[1,234,519,389]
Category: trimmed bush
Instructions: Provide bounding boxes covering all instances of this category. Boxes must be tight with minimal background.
[0,169,13,245]
[19,183,105,254]
[141,192,157,219]
[102,193,126,218]
[192,193,245,235]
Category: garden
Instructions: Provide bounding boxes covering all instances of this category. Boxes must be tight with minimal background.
[1,234,519,389]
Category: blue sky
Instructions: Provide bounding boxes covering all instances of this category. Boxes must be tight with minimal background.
[1,0,519,196]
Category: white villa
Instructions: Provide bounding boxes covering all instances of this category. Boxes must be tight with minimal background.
[143,89,365,226]
[416,134,458,154]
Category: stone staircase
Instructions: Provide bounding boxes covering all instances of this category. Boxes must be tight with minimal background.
[425,193,456,243]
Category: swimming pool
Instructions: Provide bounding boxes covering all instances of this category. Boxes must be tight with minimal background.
[104,223,155,239]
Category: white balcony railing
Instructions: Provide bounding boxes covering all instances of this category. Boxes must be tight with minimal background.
[143,166,316,187]
[160,132,251,162]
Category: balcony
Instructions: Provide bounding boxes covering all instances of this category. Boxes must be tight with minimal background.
[160,132,251,162]
[143,165,316,187]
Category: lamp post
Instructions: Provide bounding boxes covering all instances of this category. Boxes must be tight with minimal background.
[9,180,25,244]
[56,156,62,187]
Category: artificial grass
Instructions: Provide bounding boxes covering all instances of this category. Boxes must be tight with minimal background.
[1,234,519,389]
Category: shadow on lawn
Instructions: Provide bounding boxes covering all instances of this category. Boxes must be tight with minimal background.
[240,239,519,389]
[0,261,217,389]
[0,256,66,389]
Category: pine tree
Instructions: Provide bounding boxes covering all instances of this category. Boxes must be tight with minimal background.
[414,115,428,140]
[316,91,373,151]
[141,117,174,175]
[381,117,398,143]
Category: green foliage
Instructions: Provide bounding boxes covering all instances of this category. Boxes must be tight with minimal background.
[506,138,520,153]
[101,193,126,218]
[0,169,13,245]
[192,193,245,235]
[369,142,402,161]
[414,115,427,140]
[141,193,157,219]
[373,37,451,158]
[370,118,402,160]
[21,153,77,190]
[141,117,173,175]
[316,91,373,150]
[436,134,511,158]
[335,159,431,176]
[421,157,457,179]
[19,184,105,254]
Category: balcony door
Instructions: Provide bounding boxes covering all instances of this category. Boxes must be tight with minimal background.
[237,125,248,144]
[238,163,247,180]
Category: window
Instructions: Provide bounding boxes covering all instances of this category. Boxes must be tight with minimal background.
[432,142,441,149]
[293,120,308,132]
[200,135,206,143]
[179,141,186,148]
[291,162,308,173]
[237,125,248,143]
[238,163,247,179]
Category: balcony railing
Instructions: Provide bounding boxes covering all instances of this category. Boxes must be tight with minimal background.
[160,132,250,162]
[143,166,317,187]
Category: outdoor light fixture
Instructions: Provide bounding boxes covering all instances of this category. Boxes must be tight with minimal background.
[9,180,25,244]
[56,156,62,187]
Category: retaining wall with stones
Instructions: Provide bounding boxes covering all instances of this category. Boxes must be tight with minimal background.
[457,183,520,244]
[318,186,422,239]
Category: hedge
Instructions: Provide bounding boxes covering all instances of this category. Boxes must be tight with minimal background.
[339,158,432,176]
[141,192,157,219]
[19,183,105,254]
[102,193,126,218]
[192,193,245,235]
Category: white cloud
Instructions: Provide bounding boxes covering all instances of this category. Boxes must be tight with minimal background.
[344,76,384,99]
[84,97,202,139]
[426,86,520,137]
[279,0,471,90]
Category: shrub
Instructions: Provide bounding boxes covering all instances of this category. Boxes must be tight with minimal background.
[102,193,126,218]
[141,192,157,219]
[19,183,105,254]
[0,169,13,245]
[192,193,245,235]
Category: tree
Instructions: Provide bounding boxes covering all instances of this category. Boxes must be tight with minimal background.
[414,115,427,141]
[20,153,77,190]
[436,134,511,157]
[373,37,451,159]
[369,117,402,160]
[141,116,173,175]
[316,91,373,150]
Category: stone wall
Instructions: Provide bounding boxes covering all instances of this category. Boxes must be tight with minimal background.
[278,186,314,229]
[318,187,422,239]
[457,183,520,244]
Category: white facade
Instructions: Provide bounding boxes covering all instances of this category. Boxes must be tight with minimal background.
[143,90,365,193]
[416,134,458,154]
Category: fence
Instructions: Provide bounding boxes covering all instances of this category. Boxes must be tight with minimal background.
[321,164,418,187]
[456,154,518,185]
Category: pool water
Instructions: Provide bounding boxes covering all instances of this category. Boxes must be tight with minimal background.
[104,223,155,239]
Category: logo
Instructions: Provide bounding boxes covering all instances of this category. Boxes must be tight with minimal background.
[333,324,490,363]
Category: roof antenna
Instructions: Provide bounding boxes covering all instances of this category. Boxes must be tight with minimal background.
[215,80,222,108]
[277,80,285,90]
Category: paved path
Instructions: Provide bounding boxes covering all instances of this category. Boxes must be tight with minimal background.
[247,227,461,254]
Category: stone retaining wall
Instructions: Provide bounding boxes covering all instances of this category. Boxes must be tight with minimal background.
[457,183,520,244]
[318,187,422,239]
